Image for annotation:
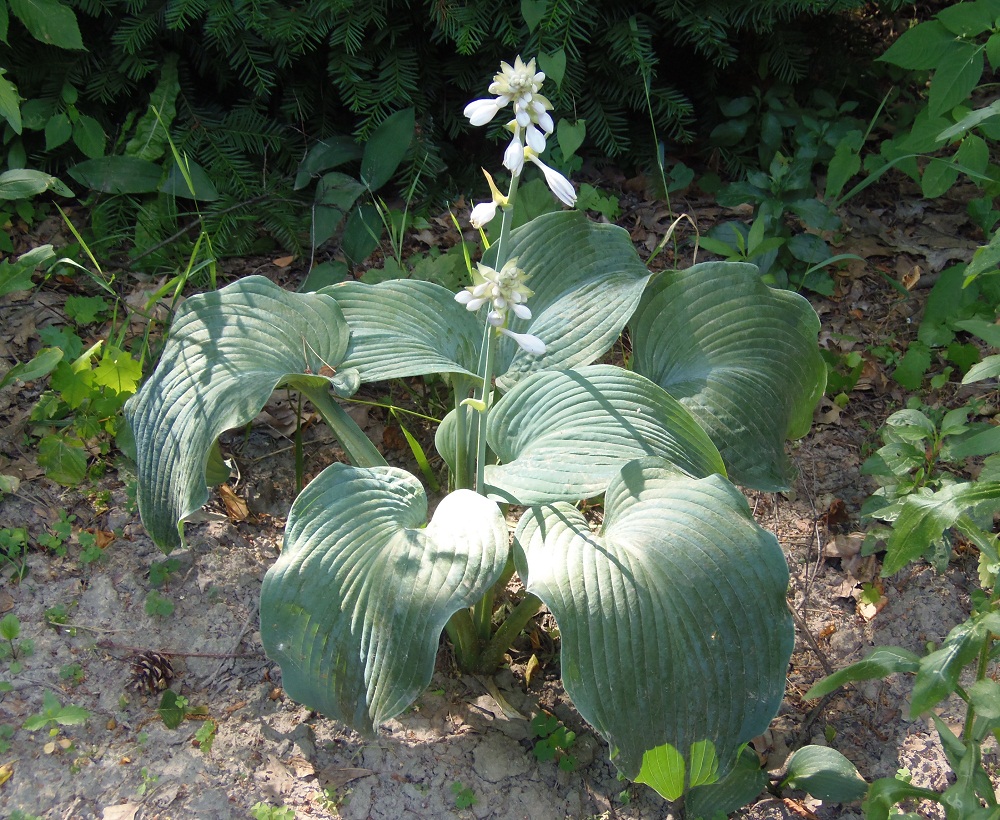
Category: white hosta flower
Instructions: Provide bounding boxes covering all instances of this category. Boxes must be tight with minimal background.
[489,56,546,108]
[470,200,497,229]
[500,328,546,356]
[525,149,576,207]
[504,134,524,176]
[464,98,506,127]
[469,168,510,229]
[465,55,555,173]
[454,258,534,326]
[525,124,546,154]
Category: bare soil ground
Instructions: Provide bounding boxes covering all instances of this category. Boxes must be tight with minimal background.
[0,177,991,819]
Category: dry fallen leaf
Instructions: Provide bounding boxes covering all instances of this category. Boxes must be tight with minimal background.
[856,588,888,621]
[286,755,315,779]
[102,803,139,820]
[218,484,249,523]
[316,766,375,791]
[524,653,540,688]
[272,255,295,268]
[0,761,12,787]
[823,533,864,560]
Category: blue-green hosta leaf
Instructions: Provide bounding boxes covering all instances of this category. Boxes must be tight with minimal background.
[125,276,361,550]
[685,746,768,819]
[781,745,868,802]
[514,459,793,796]
[486,365,726,504]
[630,261,825,491]
[492,210,653,391]
[325,279,482,382]
[261,466,507,733]
[882,482,1000,575]
[325,210,651,392]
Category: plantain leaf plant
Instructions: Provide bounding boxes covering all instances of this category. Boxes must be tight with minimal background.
[125,56,827,804]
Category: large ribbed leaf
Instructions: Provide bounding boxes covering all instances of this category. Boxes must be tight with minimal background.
[492,210,653,391]
[485,365,725,504]
[324,210,650,392]
[514,459,793,798]
[260,465,507,733]
[125,276,365,550]
[325,279,483,382]
[630,261,825,491]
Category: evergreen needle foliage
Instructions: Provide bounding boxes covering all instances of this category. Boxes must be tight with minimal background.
[1,0,908,259]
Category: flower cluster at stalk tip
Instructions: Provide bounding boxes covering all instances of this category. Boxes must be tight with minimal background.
[455,259,546,355]
[463,54,576,227]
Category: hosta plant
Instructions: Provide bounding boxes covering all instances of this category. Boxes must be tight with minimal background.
[125,56,826,803]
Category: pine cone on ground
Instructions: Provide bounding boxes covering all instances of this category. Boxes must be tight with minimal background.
[128,651,175,693]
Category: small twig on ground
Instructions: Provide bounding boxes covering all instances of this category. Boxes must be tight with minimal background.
[97,638,261,660]
[787,602,835,679]
[207,611,258,689]
[787,601,840,740]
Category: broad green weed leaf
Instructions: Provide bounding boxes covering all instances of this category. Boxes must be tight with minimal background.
[879,20,956,69]
[44,112,71,150]
[630,261,825,491]
[965,354,1000,383]
[0,169,72,200]
[804,647,920,699]
[37,433,88,485]
[864,777,941,820]
[921,157,961,198]
[63,294,108,324]
[989,31,1000,70]
[883,482,1000,575]
[360,107,414,190]
[69,156,162,194]
[557,118,585,157]
[911,619,983,716]
[538,49,567,89]
[929,45,984,117]
[963,231,1000,282]
[781,745,867,802]
[92,345,142,395]
[0,69,20,134]
[72,115,106,158]
[0,347,62,389]
[938,100,1000,142]
[937,1,995,36]
[955,133,990,177]
[294,136,362,189]
[825,131,863,200]
[969,679,1000,720]
[520,0,546,32]
[158,690,186,729]
[50,359,95,408]
[514,459,793,793]
[892,342,932,390]
[341,203,382,265]
[160,157,218,201]
[125,54,179,161]
[8,0,83,49]
[125,276,367,550]
[486,365,725,504]
[261,466,507,733]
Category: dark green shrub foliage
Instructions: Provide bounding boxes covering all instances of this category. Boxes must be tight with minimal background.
[1,0,906,258]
